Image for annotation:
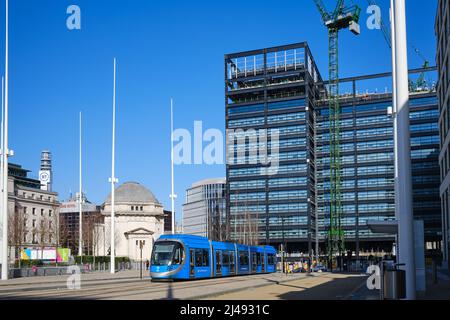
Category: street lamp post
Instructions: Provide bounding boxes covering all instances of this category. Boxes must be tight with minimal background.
[170,99,177,234]
[137,240,145,279]
[391,0,416,300]
[1,0,11,281]
[109,58,118,274]
[78,112,83,262]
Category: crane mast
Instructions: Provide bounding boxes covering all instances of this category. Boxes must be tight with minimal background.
[313,0,361,269]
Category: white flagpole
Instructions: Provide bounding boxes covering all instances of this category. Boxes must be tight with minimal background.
[392,0,416,300]
[1,0,9,281]
[170,98,177,234]
[110,58,117,274]
[78,112,83,260]
[0,77,4,276]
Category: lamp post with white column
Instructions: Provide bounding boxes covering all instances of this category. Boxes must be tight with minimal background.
[78,112,83,261]
[391,0,416,300]
[109,58,118,274]
[1,0,14,281]
[170,99,177,234]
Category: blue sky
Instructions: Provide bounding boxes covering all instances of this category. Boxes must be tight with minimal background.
[0,0,438,223]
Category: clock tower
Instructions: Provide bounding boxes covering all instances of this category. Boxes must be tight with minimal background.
[39,150,52,191]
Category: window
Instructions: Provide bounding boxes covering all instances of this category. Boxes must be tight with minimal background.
[228,117,265,128]
[223,252,230,266]
[173,245,183,265]
[150,242,184,266]
[140,206,144,211]
[195,250,203,267]
[32,208,36,216]
[202,249,209,267]
[49,210,52,217]
[131,206,134,211]
[267,112,305,124]
[268,254,275,265]
[239,251,249,266]
[268,99,305,111]
[32,220,36,228]
[41,209,44,216]
[228,104,264,115]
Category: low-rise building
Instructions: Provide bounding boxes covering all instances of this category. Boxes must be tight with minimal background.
[95,182,165,262]
[5,163,59,263]
[182,178,227,241]
[59,193,102,256]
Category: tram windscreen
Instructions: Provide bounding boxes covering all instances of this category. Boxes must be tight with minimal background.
[151,241,184,266]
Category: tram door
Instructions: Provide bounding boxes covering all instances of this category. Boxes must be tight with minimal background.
[189,249,195,278]
[230,253,235,274]
[215,251,222,276]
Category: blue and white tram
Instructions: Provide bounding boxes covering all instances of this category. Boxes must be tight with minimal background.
[150,234,277,281]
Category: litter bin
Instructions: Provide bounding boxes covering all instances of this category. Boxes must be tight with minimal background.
[383,268,406,300]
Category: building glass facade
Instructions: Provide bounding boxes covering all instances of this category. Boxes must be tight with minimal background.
[436,0,450,266]
[182,178,227,241]
[225,43,320,252]
[226,42,441,257]
[317,92,440,255]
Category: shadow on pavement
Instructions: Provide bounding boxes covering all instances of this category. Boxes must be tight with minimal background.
[276,275,367,300]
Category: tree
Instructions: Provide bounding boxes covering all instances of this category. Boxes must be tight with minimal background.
[38,215,51,252]
[59,214,71,251]
[8,204,27,268]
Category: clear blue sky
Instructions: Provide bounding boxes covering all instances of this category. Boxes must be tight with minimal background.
[0,0,438,222]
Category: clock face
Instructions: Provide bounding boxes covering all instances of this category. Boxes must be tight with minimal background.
[39,171,50,183]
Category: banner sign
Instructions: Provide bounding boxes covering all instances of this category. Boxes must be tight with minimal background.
[20,248,71,263]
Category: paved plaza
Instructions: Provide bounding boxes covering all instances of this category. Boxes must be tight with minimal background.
[0,271,368,300]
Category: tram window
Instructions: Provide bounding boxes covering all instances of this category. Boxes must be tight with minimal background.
[268,254,275,265]
[173,247,182,264]
[223,252,230,266]
[195,250,203,267]
[151,241,184,266]
[239,251,249,265]
[202,249,210,267]
[257,253,262,266]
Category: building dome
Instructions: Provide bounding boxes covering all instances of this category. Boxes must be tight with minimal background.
[104,182,160,205]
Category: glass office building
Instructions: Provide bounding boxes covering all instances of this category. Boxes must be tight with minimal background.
[182,178,227,241]
[226,43,321,252]
[436,0,450,267]
[225,42,441,257]
[316,77,440,256]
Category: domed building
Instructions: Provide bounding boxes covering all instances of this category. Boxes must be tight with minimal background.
[95,182,165,262]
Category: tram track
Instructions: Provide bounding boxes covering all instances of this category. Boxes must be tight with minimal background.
[0,273,304,300]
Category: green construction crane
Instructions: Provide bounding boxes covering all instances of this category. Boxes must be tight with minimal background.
[313,0,361,270]
[411,46,430,91]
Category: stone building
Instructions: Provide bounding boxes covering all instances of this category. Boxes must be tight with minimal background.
[95,182,165,262]
[2,163,60,263]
